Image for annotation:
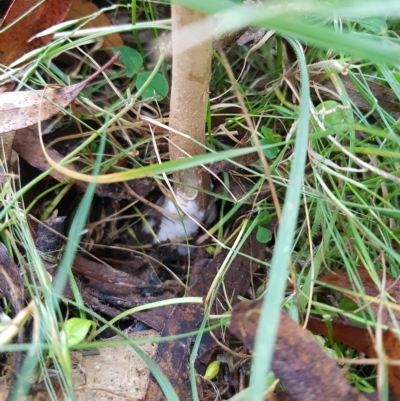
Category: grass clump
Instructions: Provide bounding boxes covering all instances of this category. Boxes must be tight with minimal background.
[1,0,400,400]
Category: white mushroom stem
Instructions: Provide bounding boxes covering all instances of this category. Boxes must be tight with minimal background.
[158,4,213,241]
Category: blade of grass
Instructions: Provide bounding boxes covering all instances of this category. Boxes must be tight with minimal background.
[248,38,310,400]
[174,0,400,66]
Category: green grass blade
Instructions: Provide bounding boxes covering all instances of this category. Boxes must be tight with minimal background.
[248,39,310,400]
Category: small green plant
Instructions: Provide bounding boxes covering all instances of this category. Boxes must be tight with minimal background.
[63,317,95,347]
[259,126,281,159]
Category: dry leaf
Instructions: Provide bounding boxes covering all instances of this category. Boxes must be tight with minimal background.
[66,0,123,55]
[0,53,119,134]
[307,315,400,400]
[74,330,158,401]
[0,0,73,66]
[319,268,400,326]
[306,315,373,355]
[0,242,24,395]
[379,330,400,398]
[0,130,16,176]
[317,268,400,398]
[13,126,146,200]
[13,127,86,186]
[1,330,159,401]
[0,242,23,314]
[145,238,265,401]
[0,0,73,172]
[311,73,400,114]
[230,300,362,401]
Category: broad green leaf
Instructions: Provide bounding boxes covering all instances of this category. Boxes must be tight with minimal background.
[257,210,272,226]
[63,317,93,348]
[256,226,272,243]
[136,72,169,101]
[313,100,349,133]
[113,46,143,78]
[315,100,347,126]
[259,127,281,159]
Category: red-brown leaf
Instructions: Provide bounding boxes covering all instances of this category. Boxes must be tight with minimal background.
[230,300,361,401]
[307,315,400,399]
[66,0,123,55]
[319,268,400,326]
[0,0,73,66]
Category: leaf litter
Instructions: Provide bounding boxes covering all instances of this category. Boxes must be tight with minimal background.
[145,232,265,401]
[0,0,73,67]
[0,52,119,134]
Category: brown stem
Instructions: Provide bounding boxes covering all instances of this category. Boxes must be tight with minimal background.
[168,4,212,214]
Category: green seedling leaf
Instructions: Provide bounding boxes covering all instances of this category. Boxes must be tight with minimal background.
[338,297,357,313]
[136,72,169,101]
[257,210,272,226]
[63,317,93,348]
[338,298,373,324]
[205,246,216,256]
[256,226,272,244]
[313,100,349,133]
[113,46,143,78]
[260,127,281,159]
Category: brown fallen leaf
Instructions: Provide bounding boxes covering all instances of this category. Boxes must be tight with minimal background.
[13,126,154,200]
[379,330,400,399]
[0,0,73,66]
[311,72,400,114]
[319,268,400,327]
[0,130,16,178]
[35,212,66,263]
[306,315,373,356]
[0,53,119,134]
[0,0,73,172]
[66,0,123,55]
[0,330,159,401]
[275,390,377,401]
[73,330,159,401]
[0,242,24,397]
[230,300,366,401]
[310,267,400,398]
[13,127,87,188]
[71,254,181,312]
[307,313,400,398]
[144,254,217,401]
[0,242,23,318]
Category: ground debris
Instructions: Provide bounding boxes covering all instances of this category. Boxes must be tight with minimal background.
[1,330,159,401]
[14,127,155,201]
[319,268,400,326]
[144,232,265,401]
[230,299,369,401]
[0,243,24,398]
[309,267,400,399]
